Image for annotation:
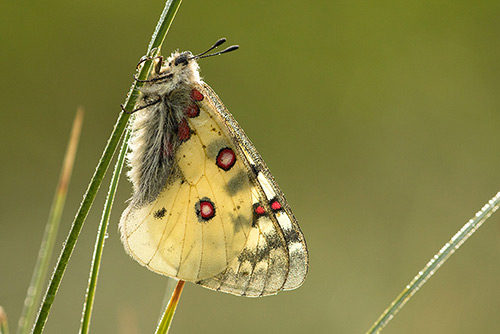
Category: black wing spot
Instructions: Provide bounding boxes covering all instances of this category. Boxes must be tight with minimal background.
[283,227,301,244]
[237,248,255,263]
[250,164,259,177]
[225,170,248,195]
[264,232,282,250]
[231,213,252,233]
[153,207,167,219]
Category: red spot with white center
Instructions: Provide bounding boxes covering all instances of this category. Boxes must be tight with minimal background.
[199,200,215,220]
[255,206,265,215]
[216,147,236,171]
[271,200,282,211]
[184,104,200,118]
[177,119,191,141]
[190,88,204,101]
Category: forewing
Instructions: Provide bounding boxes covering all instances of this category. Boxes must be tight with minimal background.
[195,83,309,296]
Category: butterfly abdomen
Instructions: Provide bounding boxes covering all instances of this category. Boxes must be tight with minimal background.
[128,55,199,207]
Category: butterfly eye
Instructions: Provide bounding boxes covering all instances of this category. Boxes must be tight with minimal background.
[174,53,189,66]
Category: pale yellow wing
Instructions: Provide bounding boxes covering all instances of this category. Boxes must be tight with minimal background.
[194,83,309,296]
[120,86,254,281]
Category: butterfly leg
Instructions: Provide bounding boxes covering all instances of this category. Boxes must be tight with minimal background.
[120,98,162,115]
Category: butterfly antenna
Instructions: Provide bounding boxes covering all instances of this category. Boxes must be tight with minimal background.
[191,38,227,58]
[190,38,239,60]
[195,45,240,60]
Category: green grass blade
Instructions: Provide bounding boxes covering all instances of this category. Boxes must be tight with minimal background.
[31,94,128,334]
[154,281,185,334]
[79,0,183,331]
[366,191,500,334]
[124,0,183,111]
[147,0,182,54]
[79,128,131,334]
[157,279,178,323]
[30,1,182,332]
[17,108,84,334]
[0,306,9,334]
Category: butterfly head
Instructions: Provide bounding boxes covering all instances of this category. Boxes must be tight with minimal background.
[145,51,200,88]
[168,51,199,83]
[136,39,239,99]
[173,51,192,66]
[153,38,239,84]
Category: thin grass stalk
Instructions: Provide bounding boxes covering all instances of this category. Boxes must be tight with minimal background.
[79,128,131,334]
[0,306,9,334]
[158,279,179,323]
[154,281,186,334]
[17,108,84,334]
[366,191,500,334]
[30,1,182,333]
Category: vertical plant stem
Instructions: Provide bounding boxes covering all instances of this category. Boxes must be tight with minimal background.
[154,281,186,334]
[158,279,179,323]
[0,306,9,334]
[31,102,129,334]
[17,108,84,334]
[30,1,182,333]
[79,128,131,334]
[366,192,500,334]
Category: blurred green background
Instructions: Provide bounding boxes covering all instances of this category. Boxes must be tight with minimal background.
[2,1,500,333]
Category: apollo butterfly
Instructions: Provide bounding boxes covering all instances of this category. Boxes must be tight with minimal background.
[119,38,308,297]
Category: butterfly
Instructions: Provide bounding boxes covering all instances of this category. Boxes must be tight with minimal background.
[119,38,308,297]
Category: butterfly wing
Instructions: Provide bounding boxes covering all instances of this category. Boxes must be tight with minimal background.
[120,85,254,282]
[120,81,308,296]
[194,83,309,296]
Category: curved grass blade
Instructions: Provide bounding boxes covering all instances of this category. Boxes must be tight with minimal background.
[366,191,500,334]
[30,1,182,333]
[17,108,84,334]
[79,128,131,334]
[157,279,179,323]
[154,281,185,334]
[0,306,9,334]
